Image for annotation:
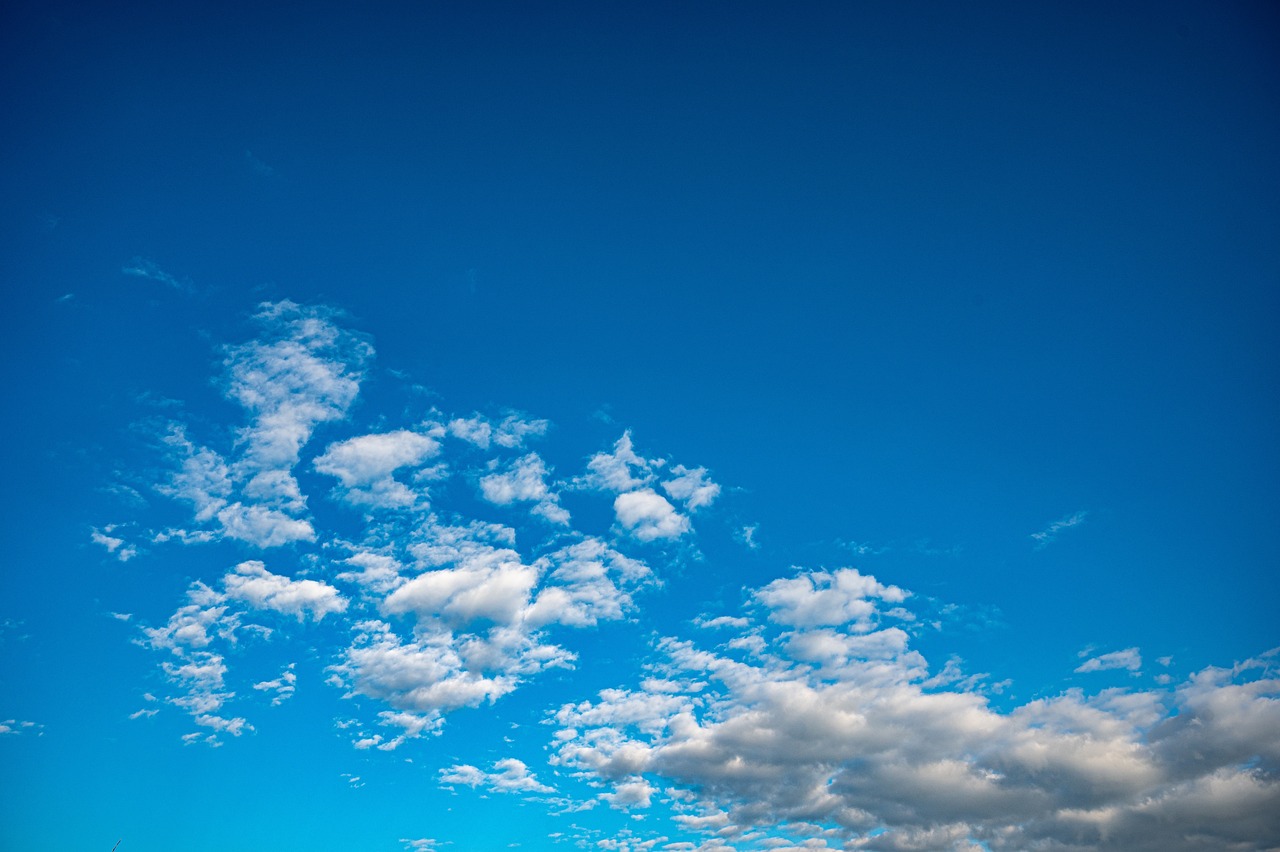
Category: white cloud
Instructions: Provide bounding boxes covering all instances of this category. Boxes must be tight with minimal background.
[384,549,539,629]
[122,257,192,292]
[215,502,316,547]
[1076,647,1143,674]
[314,430,440,508]
[91,526,137,561]
[754,568,907,630]
[400,839,441,852]
[661,465,721,511]
[223,561,347,621]
[1031,510,1088,548]
[439,757,554,794]
[582,432,660,493]
[478,453,570,525]
[223,301,371,473]
[550,569,1280,851]
[0,719,42,736]
[614,489,689,541]
[336,552,406,595]
[253,664,297,705]
[449,414,548,450]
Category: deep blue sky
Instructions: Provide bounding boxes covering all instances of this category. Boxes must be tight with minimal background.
[2,3,1278,851]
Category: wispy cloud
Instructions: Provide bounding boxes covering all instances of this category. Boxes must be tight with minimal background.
[244,150,277,177]
[1031,509,1088,549]
[121,257,194,293]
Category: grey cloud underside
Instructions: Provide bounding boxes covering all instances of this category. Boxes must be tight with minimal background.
[551,568,1280,851]
[122,301,1278,850]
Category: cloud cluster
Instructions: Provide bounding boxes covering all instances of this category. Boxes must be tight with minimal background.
[154,301,372,547]
[581,432,721,541]
[125,301,718,751]
[113,300,1279,850]
[549,568,1280,851]
[137,561,345,742]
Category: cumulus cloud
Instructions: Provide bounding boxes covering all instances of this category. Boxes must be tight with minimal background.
[223,561,347,621]
[661,465,721,511]
[614,489,690,541]
[1076,647,1143,674]
[582,432,660,493]
[147,302,373,547]
[478,453,570,524]
[118,302,717,755]
[550,569,1280,851]
[439,758,554,794]
[449,414,548,450]
[112,299,1279,850]
[754,568,907,630]
[314,430,440,507]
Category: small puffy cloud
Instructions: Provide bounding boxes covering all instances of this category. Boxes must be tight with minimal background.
[0,719,42,736]
[314,430,441,508]
[1031,510,1088,548]
[614,489,689,541]
[223,561,347,621]
[479,453,570,525]
[599,776,655,810]
[384,550,538,628]
[754,568,907,629]
[582,432,659,493]
[1076,647,1143,674]
[449,414,548,450]
[223,301,371,473]
[336,552,406,595]
[91,526,137,561]
[661,465,720,511]
[400,839,441,852]
[439,757,554,794]
[216,503,316,547]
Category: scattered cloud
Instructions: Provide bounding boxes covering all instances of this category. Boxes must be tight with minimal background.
[0,719,42,736]
[253,664,297,705]
[91,525,137,561]
[449,414,548,450]
[105,301,1280,850]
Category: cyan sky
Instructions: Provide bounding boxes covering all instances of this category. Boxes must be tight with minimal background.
[2,3,1278,851]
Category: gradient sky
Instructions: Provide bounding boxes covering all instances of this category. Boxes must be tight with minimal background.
[2,3,1279,851]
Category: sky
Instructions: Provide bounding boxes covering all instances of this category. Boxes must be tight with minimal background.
[2,2,1279,851]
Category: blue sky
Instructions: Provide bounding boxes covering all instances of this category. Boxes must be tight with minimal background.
[2,2,1279,850]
